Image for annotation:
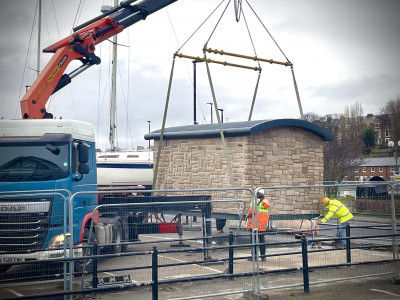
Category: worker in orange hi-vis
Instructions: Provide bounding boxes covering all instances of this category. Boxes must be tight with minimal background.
[246,189,270,262]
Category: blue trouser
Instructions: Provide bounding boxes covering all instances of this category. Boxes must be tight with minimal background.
[338,221,349,246]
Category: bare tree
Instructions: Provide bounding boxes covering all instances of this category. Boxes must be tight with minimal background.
[305,102,364,182]
[380,95,400,143]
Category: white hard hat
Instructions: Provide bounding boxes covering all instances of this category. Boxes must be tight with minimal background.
[257,189,265,198]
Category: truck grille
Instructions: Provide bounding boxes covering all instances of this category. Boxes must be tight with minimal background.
[0,197,52,252]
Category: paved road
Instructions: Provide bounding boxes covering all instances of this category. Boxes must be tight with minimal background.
[1,218,399,299]
[80,273,400,300]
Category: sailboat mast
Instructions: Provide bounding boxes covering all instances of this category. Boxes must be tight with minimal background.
[37,0,41,78]
[109,0,118,151]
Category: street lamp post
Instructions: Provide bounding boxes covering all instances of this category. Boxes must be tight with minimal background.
[387,140,400,282]
[147,121,151,149]
[192,60,202,125]
[388,140,400,178]
[207,102,213,123]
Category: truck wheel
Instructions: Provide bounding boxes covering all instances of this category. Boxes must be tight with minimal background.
[74,228,97,276]
[113,221,127,253]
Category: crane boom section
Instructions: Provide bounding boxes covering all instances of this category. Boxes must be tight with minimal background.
[20,0,177,119]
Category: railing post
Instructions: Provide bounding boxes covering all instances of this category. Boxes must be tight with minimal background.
[92,242,98,288]
[390,183,400,282]
[301,235,309,293]
[152,246,158,300]
[228,231,234,277]
[346,223,351,263]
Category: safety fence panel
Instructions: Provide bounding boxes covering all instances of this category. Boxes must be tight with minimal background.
[78,187,255,299]
[340,181,396,218]
[255,184,400,294]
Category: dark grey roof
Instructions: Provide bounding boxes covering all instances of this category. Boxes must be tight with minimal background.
[144,119,335,141]
[361,157,397,167]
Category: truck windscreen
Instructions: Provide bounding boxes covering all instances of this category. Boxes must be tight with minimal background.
[0,142,70,182]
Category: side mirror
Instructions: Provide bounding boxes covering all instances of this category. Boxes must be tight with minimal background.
[78,143,90,163]
[79,163,89,175]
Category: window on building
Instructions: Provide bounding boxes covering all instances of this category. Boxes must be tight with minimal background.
[362,167,366,172]
[355,168,359,173]
[386,138,391,144]
[385,129,390,137]
[377,138,382,145]
[379,166,383,172]
[371,167,375,172]
[391,166,394,171]
[375,122,381,129]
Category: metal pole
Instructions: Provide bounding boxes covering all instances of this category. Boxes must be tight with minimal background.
[109,0,118,151]
[346,223,351,263]
[207,102,213,123]
[147,121,151,149]
[301,235,310,293]
[152,57,176,189]
[37,0,41,78]
[193,61,198,124]
[152,246,158,300]
[291,66,304,120]
[228,231,234,277]
[390,184,400,282]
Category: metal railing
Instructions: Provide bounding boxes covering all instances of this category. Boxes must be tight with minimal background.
[1,184,399,299]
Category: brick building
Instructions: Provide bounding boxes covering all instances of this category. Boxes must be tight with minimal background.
[355,157,399,181]
[363,114,391,146]
[145,119,334,215]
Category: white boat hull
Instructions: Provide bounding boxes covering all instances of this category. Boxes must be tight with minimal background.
[96,150,153,188]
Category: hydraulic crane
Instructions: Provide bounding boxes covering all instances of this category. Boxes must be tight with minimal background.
[20,0,177,119]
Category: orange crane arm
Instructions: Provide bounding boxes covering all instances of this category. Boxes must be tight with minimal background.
[21,0,177,119]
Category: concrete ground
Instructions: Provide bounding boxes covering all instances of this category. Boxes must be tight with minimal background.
[227,275,400,300]
[84,274,400,300]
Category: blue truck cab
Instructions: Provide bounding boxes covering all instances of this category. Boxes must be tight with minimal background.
[0,119,97,265]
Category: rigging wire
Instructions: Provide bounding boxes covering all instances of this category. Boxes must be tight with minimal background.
[44,1,66,117]
[71,0,85,34]
[166,7,207,123]
[176,0,225,53]
[245,0,291,64]
[15,1,39,118]
[205,0,231,47]
[245,1,303,118]
[240,5,261,69]
[240,4,262,121]
[125,31,134,149]
[50,0,61,38]
[117,47,132,149]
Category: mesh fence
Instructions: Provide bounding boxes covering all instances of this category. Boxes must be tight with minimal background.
[0,185,399,299]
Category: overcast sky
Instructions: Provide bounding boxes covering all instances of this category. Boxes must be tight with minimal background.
[0,0,399,150]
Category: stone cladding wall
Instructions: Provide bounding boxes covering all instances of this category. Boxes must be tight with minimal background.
[153,126,325,215]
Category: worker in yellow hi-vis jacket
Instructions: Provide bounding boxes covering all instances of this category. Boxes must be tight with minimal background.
[318,197,353,246]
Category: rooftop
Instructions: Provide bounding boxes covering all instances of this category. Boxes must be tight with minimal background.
[144,119,335,141]
[361,157,397,167]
